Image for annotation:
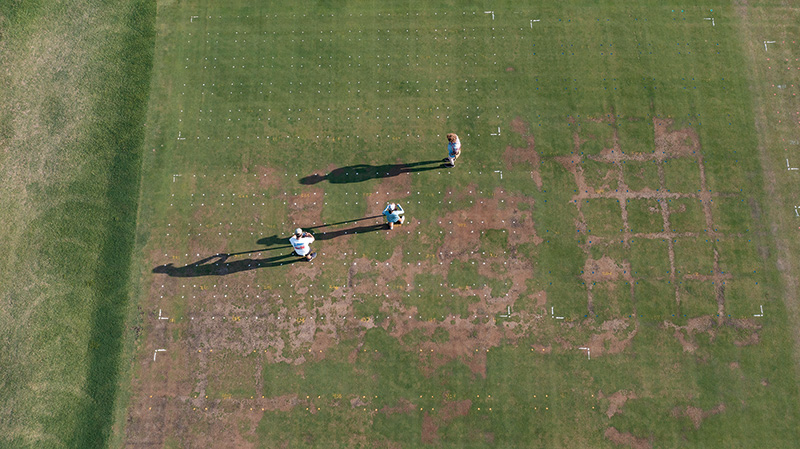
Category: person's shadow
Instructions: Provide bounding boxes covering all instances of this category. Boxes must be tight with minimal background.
[152,252,300,277]
[312,223,386,240]
[152,216,389,277]
[300,160,447,185]
[153,235,296,277]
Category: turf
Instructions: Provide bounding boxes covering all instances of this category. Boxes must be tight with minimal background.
[5,0,800,447]
[128,1,800,446]
[0,1,155,448]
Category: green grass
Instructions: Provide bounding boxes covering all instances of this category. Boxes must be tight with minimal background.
[0,1,155,448]
[3,0,799,447]
[125,0,800,447]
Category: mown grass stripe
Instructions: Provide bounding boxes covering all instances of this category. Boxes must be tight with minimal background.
[0,1,155,447]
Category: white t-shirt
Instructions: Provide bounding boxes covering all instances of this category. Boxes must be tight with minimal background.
[289,234,315,256]
[448,137,461,157]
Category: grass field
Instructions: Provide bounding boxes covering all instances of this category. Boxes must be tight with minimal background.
[0,1,155,448]
[122,1,800,447]
[3,0,800,448]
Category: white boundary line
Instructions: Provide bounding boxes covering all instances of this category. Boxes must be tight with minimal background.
[753,305,764,317]
[153,349,166,361]
[485,11,495,20]
[764,40,776,51]
[704,17,715,27]
[578,347,591,360]
[787,158,798,171]
[158,309,169,320]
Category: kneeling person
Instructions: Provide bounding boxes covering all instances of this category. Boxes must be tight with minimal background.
[383,203,405,230]
[289,228,317,261]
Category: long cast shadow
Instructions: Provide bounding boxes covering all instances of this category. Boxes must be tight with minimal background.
[154,215,388,277]
[153,252,300,277]
[313,223,387,241]
[307,215,383,229]
[300,160,447,185]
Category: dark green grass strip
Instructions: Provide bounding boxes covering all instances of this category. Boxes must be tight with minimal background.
[0,1,156,448]
[66,4,156,447]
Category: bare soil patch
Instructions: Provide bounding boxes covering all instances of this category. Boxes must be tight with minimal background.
[664,316,714,353]
[585,319,638,357]
[438,186,542,256]
[367,166,413,207]
[604,427,652,449]
[599,390,638,418]
[664,316,761,353]
[286,188,324,228]
[531,344,552,354]
[380,398,416,415]
[439,399,472,421]
[419,399,472,443]
[421,412,439,445]
[652,118,700,159]
[387,313,504,377]
[256,165,280,190]
[671,403,726,429]
[734,332,760,347]
[505,117,542,189]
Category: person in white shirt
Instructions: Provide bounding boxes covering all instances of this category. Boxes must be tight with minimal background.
[446,133,461,167]
[289,228,317,261]
[382,203,406,230]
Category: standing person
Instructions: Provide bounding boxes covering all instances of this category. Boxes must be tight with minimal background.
[382,203,405,230]
[445,133,461,167]
[289,228,317,261]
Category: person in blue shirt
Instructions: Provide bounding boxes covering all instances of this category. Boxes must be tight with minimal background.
[382,203,405,230]
[445,133,461,167]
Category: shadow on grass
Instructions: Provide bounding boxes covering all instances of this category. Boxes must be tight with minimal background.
[153,215,388,277]
[258,215,388,242]
[153,252,301,277]
[312,223,387,241]
[300,160,447,185]
[304,215,387,241]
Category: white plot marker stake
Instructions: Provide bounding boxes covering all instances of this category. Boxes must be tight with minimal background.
[787,158,798,171]
[153,349,166,361]
[579,347,591,360]
[753,305,764,317]
[764,40,776,51]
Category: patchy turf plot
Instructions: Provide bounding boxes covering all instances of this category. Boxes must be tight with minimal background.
[127,1,800,448]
